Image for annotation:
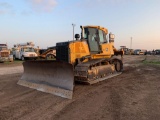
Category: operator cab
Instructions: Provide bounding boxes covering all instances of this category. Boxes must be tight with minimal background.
[81,26,108,54]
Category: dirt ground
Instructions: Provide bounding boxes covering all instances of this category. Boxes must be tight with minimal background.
[0,55,160,120]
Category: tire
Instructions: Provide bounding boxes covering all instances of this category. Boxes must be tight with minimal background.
[34,58,37,60]
[115,60,123,72]
[13,55,16,60]
[45,54,55,60]
[111,59,123,72]
[21,56,25,61]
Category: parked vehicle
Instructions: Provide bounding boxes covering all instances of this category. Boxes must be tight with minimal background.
[133,49,141,55]
[120,46,134,55]
[12,42,38,60]
[133,49,147,55]
[139,49,147,55]
[0,44,13,62]
[154,49,160,55]
[38,46,56,60]
[146,51,153,55]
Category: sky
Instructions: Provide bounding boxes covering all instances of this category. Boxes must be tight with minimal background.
[0,0,160,50]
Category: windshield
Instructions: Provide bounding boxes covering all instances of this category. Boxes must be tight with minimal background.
[0,47,7,51]
[23,47,35,52]
[83,28,100,53]
[84,28,107,43]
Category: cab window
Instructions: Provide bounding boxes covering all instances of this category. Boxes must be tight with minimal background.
[84,28,100,53]
[98,30,107,43]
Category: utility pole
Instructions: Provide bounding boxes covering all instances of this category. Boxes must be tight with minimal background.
[72,23,76,40]
[130,37,132,49]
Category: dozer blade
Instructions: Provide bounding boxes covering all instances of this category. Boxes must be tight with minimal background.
[17,60,74,99]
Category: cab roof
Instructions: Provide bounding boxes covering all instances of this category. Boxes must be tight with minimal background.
[82,25,108,34]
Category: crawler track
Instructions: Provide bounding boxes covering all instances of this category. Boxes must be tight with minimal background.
[74,57,123,84]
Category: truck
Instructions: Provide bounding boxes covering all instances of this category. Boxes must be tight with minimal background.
[134,49,147,55]
[133,49,141,55]
[154,49,160,55]
[0,44,13,62]
[12,42,38,60]
[120,46,134,55]
[139,49,147,55]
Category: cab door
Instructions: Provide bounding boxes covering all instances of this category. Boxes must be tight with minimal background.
[86,28,100,54]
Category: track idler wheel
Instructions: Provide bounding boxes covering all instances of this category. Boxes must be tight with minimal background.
[110,59,123,72]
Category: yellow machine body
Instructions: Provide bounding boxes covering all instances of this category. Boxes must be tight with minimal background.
[69,41,115,64]
[18,25,123,99]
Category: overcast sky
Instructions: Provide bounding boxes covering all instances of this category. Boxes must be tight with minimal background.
[0,0,160,50]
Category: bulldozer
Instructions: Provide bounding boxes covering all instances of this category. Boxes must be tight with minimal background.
[17,25,124,99]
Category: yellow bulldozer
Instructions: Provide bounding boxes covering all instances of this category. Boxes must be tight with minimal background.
[17,25,124,99]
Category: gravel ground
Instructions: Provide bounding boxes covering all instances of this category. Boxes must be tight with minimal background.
[0,66,23,75]
[0,55,160,120]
